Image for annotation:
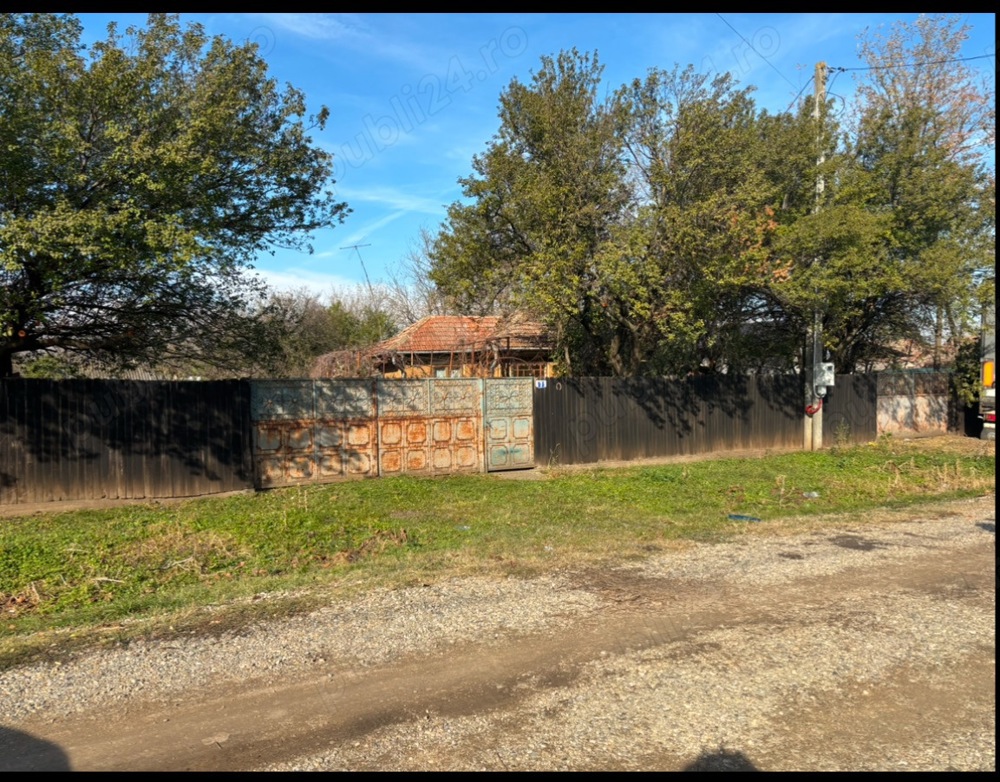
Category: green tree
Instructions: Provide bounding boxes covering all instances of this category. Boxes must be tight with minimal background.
[241,288,397,379]
[0,13,349,377]
[431,55,814,376]
[613,67,818,375]
[429,18,993,378]
[429,49,632,374]
[16,353,84,379]
[772,15,995,372]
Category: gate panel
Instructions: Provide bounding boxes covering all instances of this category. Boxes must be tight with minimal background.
[377,379,483,476]
[251,379,377,488]
[485,378,534,471]
[315,380,378,479]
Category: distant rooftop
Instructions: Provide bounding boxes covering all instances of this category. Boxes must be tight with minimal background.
[371,314,549,355]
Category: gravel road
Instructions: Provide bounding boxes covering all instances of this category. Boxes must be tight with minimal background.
[1,494,994,772]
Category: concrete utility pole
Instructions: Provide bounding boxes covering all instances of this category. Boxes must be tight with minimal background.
[810,61,827,451]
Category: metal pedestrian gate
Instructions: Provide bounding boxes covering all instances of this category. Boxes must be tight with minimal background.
[484,378,534,471]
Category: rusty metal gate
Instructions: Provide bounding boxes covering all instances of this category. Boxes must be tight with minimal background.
[251,379,377,488]
[376,378,484,476]
[484,378,535,471]
[251,378,533,487]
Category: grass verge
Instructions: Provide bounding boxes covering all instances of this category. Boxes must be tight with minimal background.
[1,434,993,668]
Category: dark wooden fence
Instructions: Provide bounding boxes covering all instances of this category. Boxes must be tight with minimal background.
[2,372,904,506]
[0,379,253,504]
[821,374,878,445]
[533,375,804,466]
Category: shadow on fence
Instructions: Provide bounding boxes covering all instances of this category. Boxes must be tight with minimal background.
[533,375,803,466]
[3,371,950,505]
[0,380,252,504]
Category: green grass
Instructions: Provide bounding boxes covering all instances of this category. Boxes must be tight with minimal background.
[1,437,994,667]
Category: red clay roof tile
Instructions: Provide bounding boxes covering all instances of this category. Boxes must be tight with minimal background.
[373,315,549,354]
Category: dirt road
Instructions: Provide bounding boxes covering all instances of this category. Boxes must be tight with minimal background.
[1,496,995,771]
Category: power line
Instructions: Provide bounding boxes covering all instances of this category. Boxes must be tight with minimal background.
[829,54,993,73]
[785,65,843,115]
[784,79,812,113]
[715,17,990,112]
[786,54,962,115]
[715,13,798,91]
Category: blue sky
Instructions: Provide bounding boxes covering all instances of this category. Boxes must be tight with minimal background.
[74,13,996,304]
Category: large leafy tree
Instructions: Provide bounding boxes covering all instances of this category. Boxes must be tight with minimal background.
[431,56,814,376]
[428,15,993,378]
[612,67,818,375]
[429,49,632,375]
[772,14,995,372]
[0,13,349,377]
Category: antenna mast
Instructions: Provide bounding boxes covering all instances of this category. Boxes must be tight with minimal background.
[340,243,374,299]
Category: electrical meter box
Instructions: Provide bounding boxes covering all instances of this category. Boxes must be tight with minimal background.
[815,363,835,387]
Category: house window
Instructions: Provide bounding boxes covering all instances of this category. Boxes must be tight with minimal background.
[434,367,462,378]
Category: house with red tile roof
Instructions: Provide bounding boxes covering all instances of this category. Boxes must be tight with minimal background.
[312,313,555,379]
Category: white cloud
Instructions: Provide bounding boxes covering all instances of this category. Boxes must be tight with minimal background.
[337,211,412,248]
[249,13,370,42]
[253,266,362,303]
[338,186,447,215]
[248,13,439,72]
